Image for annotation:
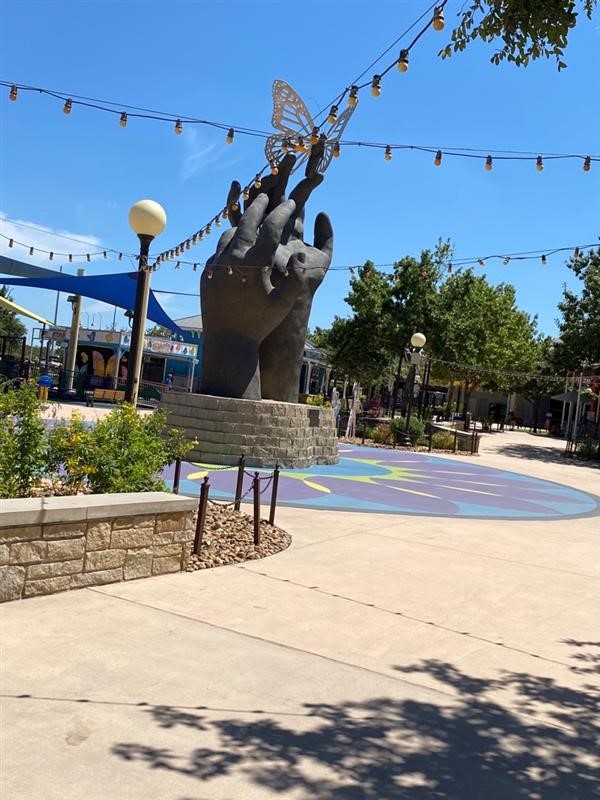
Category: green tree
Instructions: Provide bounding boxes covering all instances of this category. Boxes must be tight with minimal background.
[553,248,600,370]
[0,287,27,339]
[442,0,597,69]
[436,269,537,414]
[145,324,169,337]
[509,336,562,431]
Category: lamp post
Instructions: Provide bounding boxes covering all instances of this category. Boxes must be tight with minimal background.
[405,332,426,432]
[124,199,167,405]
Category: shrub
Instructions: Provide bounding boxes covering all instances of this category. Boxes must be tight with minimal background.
[47,403,194,494]
[390,416,426,446]
[372,424,392,445]
[0,381,47,498]
[431,431,456,450]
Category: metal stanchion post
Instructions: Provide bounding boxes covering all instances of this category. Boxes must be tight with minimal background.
[269,464,280,527]
[234,454,245,511]
[253,472,261,545]
[193,476,210,555]
[173,457,182,494]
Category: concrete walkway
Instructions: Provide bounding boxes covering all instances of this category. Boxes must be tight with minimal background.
[1,431,599,799]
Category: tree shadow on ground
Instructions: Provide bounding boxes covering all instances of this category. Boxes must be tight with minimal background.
[495,442,599,469]
[111,646,600,799]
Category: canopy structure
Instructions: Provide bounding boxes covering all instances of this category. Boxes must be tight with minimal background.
[0,270,194,343]
[551,391,579,403]
[0,292,52,325]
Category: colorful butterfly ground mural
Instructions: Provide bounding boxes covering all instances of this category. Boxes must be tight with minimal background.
[165,445,599,520]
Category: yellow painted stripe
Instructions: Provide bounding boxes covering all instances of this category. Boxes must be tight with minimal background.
[303,480,331,494]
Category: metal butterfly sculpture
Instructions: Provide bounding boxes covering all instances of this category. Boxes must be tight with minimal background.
[264,79,355,177]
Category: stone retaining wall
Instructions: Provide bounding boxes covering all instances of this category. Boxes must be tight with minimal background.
[161,392,338,468]
[0,492,197,602]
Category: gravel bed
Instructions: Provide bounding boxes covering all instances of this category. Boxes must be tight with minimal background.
[187,502,291,570]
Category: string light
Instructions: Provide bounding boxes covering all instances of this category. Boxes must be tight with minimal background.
[384,145,392,161]
[8,238,13,247]
[327,105,338,124]
[432,5,445,31]
[49,251,53,260]
[478,259,485,267]
[226,127,235,144]
[503,257,510,265]
[397,49,409,73]
[310,127,320,146]
[193,263,197,271]
[485,155,493,171]
[86,254,91,262]
[434,149,442,166]
[541,254,547,266]
[241,273,247,283]
[29,246,34,256]
[371,75,382,97]
[295,136,308,154]
[215,216,221,228]
[230,201,239,212]
[119,112,127,128]
[270,161,279,175]
[574,247,580,258]
[63,99,72,114]
[68,254,73,263]
[174,119,183,135]
[583,156,591,172]
[207,269,213,279]
[9,84,17,101]
[221,209,228,220]
[118,252,123,260]
[227,266,233,276]
[536,156,544,172]
[447,264,452,273]
[243,188,250,201]
[175,261,181,269]
[254,174,262,189]
[205,223,211,235]
[333,142,341,158]
[103,251,107,259]
[348,86,359,108]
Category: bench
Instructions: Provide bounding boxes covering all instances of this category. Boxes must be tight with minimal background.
[86,388,126,406]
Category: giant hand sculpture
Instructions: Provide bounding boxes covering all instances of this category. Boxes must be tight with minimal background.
[216,153,333,402]
[199,194,307,400]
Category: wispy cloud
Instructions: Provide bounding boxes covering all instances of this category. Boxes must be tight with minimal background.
[180,128,243,183]
[0,211,102,267]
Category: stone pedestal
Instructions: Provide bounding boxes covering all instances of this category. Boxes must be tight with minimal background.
[160,392,338,468]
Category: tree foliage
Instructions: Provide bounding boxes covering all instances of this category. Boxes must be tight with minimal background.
[553,248,600,370]
[442,0,597,70]
[0,287,27,340]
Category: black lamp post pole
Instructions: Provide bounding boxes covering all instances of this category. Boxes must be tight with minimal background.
[124,234,154,405]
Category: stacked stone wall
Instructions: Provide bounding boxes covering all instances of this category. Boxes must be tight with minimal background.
[161,392,338,468]
[1,493,196,602]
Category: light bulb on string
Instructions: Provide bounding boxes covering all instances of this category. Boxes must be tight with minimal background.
[222,208,228,220]
[86,254,91,262]
[397,49,409,72]
[434,150,442,166]
[118,253,123,261]
[226,127,235,144]
[63,99,72,114]
[103,251,107,259]
[8,238,13,248]
[485,155,493,171]
[230,201,239,212]
[478,259,485,267]
[174,119,183,135]
[574,247,580,258]
[371,75,382,96]
[333,142,341,158]
[243,188,250,201]
[282,137,292,153]
[215,216,221,227]
[49,251,54,261]
[193,264,197,271]
[348,86,358,108]
[185,240,191,250]
[447,264,452,273]
[583,156,591,172]
[207,270,213,279]
[310,127,320,146]
[241,273,247,283]
[295,136,308,153]
[227,266,233,276]
[327,105,338,124]
[384,145,392,161]
[432,5,445,31]
[541,254,547,266]
[198,231,204,240]
[503,257,510,265]
[254,174,262,189]
[270,161,279,175]
[68,254,73,263]
[29,247,34,256]
[205,224,211,235]
[175,261,180,269]
[120,112,127,128]
[536,156,543,171]
[9,85,17,101]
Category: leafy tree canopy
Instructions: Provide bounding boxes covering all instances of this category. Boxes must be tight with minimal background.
[0,287,27,340]
[553,248,600,370]
[443,0,597,69]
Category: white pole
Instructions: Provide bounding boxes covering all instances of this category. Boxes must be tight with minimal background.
[572,372,584,439]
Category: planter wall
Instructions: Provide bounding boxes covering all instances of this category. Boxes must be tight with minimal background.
[0,492,196,602]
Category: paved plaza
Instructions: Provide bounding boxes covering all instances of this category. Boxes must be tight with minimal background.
[1,429,599,799]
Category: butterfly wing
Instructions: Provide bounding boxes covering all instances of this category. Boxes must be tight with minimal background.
[265,80,315,170]
[92,350,106,377]
[318,104,356,173]
[105,354,118,378]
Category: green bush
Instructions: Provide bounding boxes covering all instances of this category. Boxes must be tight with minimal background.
[48,403,193,494]
[431,430,456,450]
[390,416,426,446]
[372,424,392,445]
[0,381,47,498]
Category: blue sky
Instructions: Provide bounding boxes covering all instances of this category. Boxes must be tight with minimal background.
[1,0,598,340]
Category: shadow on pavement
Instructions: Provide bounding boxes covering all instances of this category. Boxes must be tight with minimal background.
[110,643,600,799]
[495,442,599,469]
